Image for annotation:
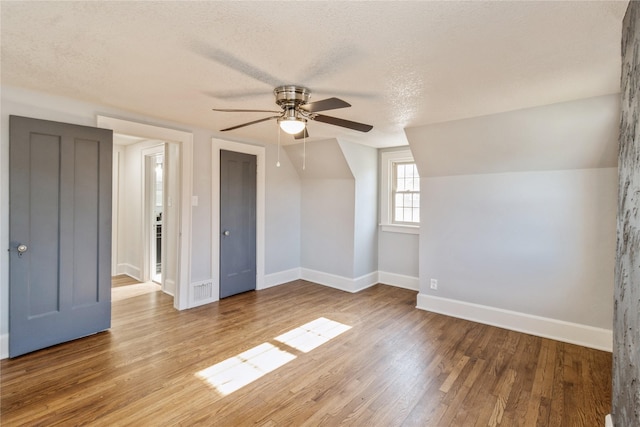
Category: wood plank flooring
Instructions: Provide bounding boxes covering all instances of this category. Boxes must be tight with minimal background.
[111,274,142,287]
[1,278,612,426]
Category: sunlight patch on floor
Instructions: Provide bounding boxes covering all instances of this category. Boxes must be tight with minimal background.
[196,317,351,396]
[111,282,161,301]
[274,317,352,353]
[196,343,296,396]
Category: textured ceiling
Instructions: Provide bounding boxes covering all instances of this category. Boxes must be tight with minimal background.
[0,1,629,147]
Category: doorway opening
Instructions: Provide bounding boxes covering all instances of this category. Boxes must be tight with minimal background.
[110,134,185,305]
[112,139,179,297]
[99,115,193,310]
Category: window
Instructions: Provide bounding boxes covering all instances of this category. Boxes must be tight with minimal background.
[393,162,420,224]
[380,149,419,233]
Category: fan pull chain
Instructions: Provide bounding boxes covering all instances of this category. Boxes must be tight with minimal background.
[303,131,306,170]
[276,125,281,168]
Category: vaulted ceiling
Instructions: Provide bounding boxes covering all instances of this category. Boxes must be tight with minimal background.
[1,1,629,147]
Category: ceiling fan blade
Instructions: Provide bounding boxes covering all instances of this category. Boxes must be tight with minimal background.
[312,115,373,132]
[213,108,281,113]
[293,128,310,140]
[300,97,351,113]
[220,116,280,132]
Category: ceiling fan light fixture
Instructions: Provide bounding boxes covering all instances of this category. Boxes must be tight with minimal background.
[278,117,306,135]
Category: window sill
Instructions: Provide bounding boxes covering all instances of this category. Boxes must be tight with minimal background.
[380,224,420,234]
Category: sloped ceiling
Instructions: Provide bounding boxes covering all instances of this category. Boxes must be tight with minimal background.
[407,94,620,177]
[284,139,353,179]
[0,1,629,148]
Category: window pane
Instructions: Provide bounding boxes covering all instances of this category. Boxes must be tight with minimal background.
[404,208,412,220]
[389,160,420,225]
[405,165,413,178]
[397,178,405,192]
[404,177,413,191]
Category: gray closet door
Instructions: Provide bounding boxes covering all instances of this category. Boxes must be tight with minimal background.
[220,150,257,298]
[9,116,113,357]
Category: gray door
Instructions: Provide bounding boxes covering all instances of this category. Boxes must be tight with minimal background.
[9,116,113,358]
[220,150,256,298]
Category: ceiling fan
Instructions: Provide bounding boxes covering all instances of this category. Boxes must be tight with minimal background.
[212,85,373,139]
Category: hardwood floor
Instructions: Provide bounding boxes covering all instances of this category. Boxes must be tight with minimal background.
[111,274,144,287]
[1,279,611,426]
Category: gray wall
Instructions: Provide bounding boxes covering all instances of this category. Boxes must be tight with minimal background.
[265,143,301,274]
[378,232,419,277]
[339,141,378,277]
[286,139,379,279]
[286,140,356,278]
[406,95,618,329]
[300,179,355,277]
[612,1,640,424]
[419,168,616,328]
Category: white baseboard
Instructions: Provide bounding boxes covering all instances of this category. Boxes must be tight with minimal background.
[605,414,612,427]
[117,263,141,281]
[263,268,301,289]
[301,268,378,293]
[416,293,613,352]
[352,272,379,292]
[162,278,176,297]
[1,333,8,360]
[378,271,419,291]
[263,268,418,293]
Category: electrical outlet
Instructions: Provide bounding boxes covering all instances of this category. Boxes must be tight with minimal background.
[430,279,438,290]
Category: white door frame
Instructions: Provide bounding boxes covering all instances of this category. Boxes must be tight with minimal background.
[97,116,193,310]
[111,148,121,276]
[212,138,265,302]
[141,146,164,284]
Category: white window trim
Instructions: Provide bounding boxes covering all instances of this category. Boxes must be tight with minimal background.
[380,149,419,234]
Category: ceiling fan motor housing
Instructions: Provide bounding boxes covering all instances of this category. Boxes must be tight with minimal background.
[274,86,311,109]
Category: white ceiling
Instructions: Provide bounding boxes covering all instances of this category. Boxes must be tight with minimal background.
[0,1,629,148]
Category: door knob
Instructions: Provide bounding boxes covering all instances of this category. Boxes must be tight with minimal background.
[223,230,230,236]
[17,244,28,255]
